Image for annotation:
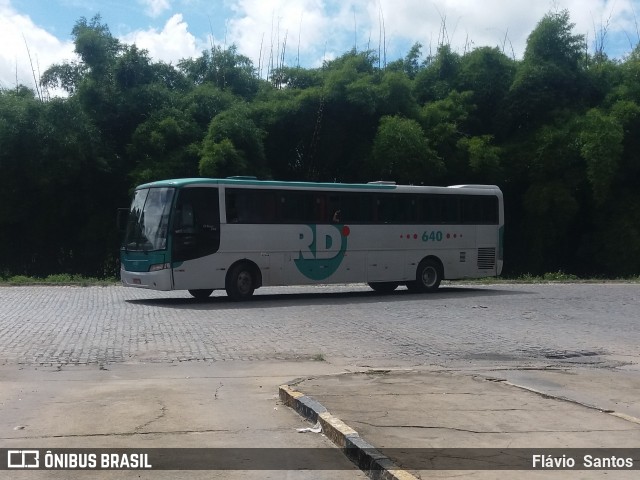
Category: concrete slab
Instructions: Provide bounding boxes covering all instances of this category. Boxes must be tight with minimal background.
[495,367,640,420]
[287,367,640,479]
[0,361,368,479]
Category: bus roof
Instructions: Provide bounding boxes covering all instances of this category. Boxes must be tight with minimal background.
[136,178,399,190]
[135,177,501,194]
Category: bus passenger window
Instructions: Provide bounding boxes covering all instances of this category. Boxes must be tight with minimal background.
[225,193,238,223]
[314,195,327,223]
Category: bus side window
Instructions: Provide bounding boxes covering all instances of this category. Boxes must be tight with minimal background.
[460,195,498,224]
[315,195,327,223]
[260,191,277,222]
[375,195,397,223]
[226,193,239,223]
[329,195,341,223]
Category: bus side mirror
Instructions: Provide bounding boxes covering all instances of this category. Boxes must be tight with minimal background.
[116,208,129,233]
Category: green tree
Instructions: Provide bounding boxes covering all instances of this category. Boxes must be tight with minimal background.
[456,47,515,136]
[0,88,117,276]
[72,15,121,78]
[414,45,460,103]
[505,10,586,133]
[590,194,640,275]
[269,66,323,90]
[178,45,259,99]
[44,17,183,163]
[508,115,587,273]
[522,180,580,272]
[252,85,323,179]
[420,90,474,181]
[199,104,267,177]
[128,109,201,185]
[180,83,237,133]
[302,50,381,181]
[370,115,442,183]
[459,135,503,183]
[387,42,423,79]
[578,108,623,203]
[377,71,418,118]
[199,139,246,177]
[40,61,85,95]
[5,11,640,279]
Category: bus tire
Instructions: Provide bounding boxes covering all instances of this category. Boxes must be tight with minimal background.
[368,282,399,293]
[188,289,213,299]
[225,262,257,301]
[408,258,442,293]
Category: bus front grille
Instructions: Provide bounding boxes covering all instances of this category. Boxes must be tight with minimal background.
[477,247,496,270]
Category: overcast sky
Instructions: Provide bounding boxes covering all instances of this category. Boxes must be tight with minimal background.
[1,0,639,92]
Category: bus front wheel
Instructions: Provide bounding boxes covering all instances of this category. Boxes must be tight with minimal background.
[189,289,214,299]
[408,258,442,293]
[226,263,256,301]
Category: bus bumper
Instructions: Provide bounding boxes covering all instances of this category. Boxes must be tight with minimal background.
[120,266,173,291]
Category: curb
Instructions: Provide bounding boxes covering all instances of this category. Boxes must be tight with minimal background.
[279,384,418,480]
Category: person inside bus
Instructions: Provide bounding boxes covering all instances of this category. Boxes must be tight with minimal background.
[332,209,341,223]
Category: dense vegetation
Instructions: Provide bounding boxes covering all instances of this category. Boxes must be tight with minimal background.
[1,10,639,278]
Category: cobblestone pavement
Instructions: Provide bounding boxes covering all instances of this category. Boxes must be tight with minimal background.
[0,283,638,368]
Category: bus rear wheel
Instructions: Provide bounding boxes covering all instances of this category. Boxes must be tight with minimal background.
[189,289,213,299]
[226,263,256,301]
[407,258,442,293]
[368,282,399,293]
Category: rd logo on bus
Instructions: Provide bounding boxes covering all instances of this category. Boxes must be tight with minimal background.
[294,224,350,280]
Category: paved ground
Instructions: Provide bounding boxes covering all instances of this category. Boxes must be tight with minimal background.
[0,283,638,478]
[0,283,638,368]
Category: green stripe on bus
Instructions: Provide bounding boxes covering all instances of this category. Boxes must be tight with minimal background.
[137,178,398,191]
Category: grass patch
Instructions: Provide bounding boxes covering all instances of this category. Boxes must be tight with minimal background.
[4,275,33,285]
[449,272,640,284]
[522,271,580,282]
[0,274,118,286]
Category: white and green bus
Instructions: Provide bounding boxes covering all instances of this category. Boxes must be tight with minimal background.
[120,177,504,300]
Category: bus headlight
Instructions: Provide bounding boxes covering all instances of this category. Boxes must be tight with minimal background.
[149,263,170,272]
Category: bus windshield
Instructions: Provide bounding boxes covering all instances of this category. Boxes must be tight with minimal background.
[123,187,175,251]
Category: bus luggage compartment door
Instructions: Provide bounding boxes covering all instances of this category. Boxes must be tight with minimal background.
[366,251,405,282]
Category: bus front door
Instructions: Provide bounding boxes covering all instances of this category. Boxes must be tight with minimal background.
[171,187,221,290]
